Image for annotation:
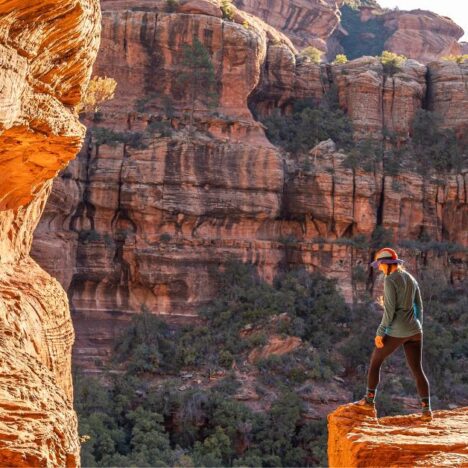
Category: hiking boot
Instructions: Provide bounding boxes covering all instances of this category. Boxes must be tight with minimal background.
[421,410,433,421]
[354,397,375,408]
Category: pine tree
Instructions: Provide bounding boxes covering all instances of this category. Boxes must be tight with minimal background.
[178,36,219,130]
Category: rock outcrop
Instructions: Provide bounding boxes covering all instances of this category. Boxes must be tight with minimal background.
[0,0,100,465]
[383,9,464,63]
[328,403,468,467]
[233,0,343,51]
[334,4,465,64]
[30,0,467,369]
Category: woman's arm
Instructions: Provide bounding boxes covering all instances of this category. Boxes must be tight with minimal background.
[414,282,424,325]
[376,276,396,337]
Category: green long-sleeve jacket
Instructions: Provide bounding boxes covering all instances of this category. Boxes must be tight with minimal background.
[376,268,423,337]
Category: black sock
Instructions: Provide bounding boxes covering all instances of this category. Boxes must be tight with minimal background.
[421,396,431,412]
[365,387,376,404]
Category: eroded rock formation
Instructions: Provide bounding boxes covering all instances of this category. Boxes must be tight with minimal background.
[334,4,465,63]
[0,0,100,465]
[233,0,343,52]
[31,0,467,370]
[328,403,468,467]
[383,9,464,63]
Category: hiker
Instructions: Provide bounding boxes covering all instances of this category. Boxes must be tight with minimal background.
[356,247,432,420]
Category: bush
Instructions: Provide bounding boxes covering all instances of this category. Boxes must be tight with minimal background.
[91,127,148,149]
[299,46,323,64]
[261,95,354,153]
[77,76,117,114]
[370,226,394,249]
[442,54,468,64]
[113,308,179,374]
[166,0,179,12]
[220,0,234,21]
[411,109,464,172]
[333,53,348,64]
[379,50,407,76]
[343,138,383,172]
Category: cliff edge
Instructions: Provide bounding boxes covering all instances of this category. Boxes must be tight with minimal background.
[328,403,468,467]
[0,0,100,465]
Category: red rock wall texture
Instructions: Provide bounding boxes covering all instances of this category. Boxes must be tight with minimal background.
[31,1,467,369]
[0,0,100,465]
[382,9,464,63]
[328,403,468,467]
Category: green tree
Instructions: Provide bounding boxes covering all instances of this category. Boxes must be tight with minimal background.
[178,36,219,129]
[412,109,463,172]
[113,307,177,375]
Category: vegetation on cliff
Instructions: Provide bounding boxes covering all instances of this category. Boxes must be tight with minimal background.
[260,89,466,174]
[340,3,391,60]
[75,262,467,466]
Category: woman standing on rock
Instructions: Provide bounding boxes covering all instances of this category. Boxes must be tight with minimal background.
[356,247,432,420]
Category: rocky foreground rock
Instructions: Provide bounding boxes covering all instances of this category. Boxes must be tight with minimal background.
[328,403,468,467]
[0,0,100,465]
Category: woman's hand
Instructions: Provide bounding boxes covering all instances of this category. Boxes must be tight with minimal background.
[375,336,384,348]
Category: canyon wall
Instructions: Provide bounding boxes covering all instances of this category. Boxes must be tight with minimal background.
[328,403,468,467]
[31,0,467,369]
[332,4,464,63]
[0,0,100,465]
[382,9,464,63]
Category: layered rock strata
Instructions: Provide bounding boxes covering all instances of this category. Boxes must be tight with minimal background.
[328,403,468,467]
[31,1,467,369]
[383,9,464,63]
[333,5,465,63]
[0,0,100,465]
[233,0,343,51]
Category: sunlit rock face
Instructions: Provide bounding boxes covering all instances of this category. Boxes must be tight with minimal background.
[0,0,100,465]
[328,403,468,467]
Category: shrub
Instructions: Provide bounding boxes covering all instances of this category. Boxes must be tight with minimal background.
[299,46,323,64]
[148,120,173,137]
[77,76,117,114]
[343,139,383,172]
[113,308,178,374]
[442,54,468,64]
[379,50,407,76]
[333,53,348,64]
[92,127,123,147]
[261,96,353,153]
[92,128,148,149]
[220,0,234,21]
[411,109,463,172]
[166,0,179,12]
[178,36,219,128]
[370,225,394,248]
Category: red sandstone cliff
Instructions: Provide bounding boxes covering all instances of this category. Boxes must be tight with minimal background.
[328,403,468,467]
[233,0,343,51]
[30,0,467,369]
[332,5,465,63]
[0,0,100,465]
[382,9,464,63]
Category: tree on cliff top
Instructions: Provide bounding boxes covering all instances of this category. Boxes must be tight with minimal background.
[177,36,219,130]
